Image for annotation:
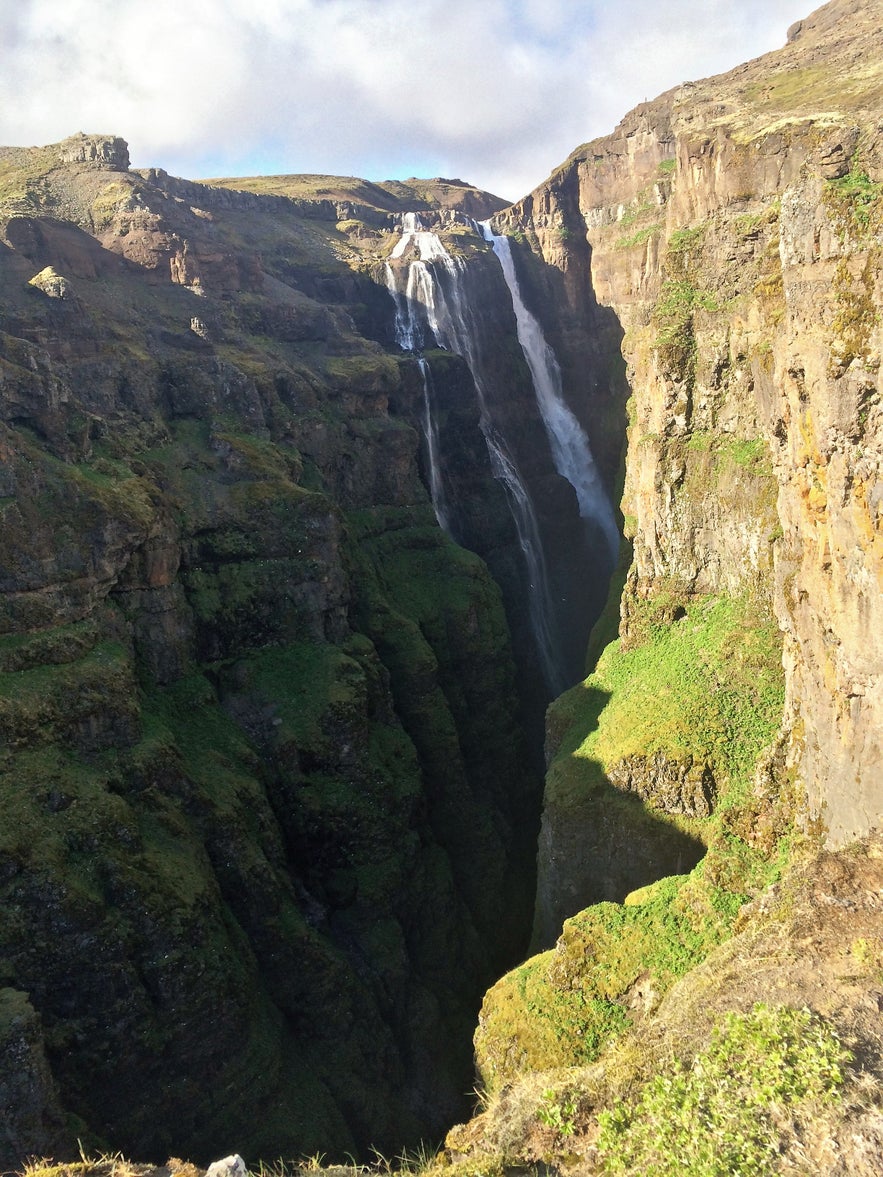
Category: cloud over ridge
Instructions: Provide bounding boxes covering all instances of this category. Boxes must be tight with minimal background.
[2,0,811,200]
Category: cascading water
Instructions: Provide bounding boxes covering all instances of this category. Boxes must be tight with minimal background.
[480,222,621,564]
[416,357,451,532]
[385,213,565,694]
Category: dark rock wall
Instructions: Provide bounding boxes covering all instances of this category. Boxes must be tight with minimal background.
[0,149,564,1166]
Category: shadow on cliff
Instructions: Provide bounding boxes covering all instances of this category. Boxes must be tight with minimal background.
[534,682,708,949]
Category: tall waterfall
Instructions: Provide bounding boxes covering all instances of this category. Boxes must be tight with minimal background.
[480,223,621,564]
[417,357,451,532]
[385,214,565,694]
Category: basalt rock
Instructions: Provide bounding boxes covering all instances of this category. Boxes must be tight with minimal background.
[57,133,130,170]
[0,990,72,1169]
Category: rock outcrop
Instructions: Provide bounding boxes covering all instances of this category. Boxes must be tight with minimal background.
[459,4,883,1153]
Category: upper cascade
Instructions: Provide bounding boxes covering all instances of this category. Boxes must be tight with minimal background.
[384,214,620,697]
[390,213,454,261]
[385,214,566,691]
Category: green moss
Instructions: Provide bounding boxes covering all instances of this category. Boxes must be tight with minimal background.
[0,147,61,211]
[651,280,719,384]
[618,184,659,228]
[0,619,100,672]
[476,870,746,1088]
[555,594,783,799]
[667,224,707,257]
[685,431,772,475]
[615,224,663,250]
[229,641,367,751]
[826,167,883,236]
[0,638,137,750]
[477,591,790,1090]
[829,255,880,371]
[325,353,400,392]
[734,202,779,238]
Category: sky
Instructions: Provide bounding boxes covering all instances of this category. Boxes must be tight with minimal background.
[2,0,814,203]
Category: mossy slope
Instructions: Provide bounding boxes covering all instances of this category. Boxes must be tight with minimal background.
[475,589,790,1092]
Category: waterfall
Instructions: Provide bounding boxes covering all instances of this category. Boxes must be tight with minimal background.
[384,225,451,527]
[386,214,566,694]
[480,223,621,564]
[417,357,451,532]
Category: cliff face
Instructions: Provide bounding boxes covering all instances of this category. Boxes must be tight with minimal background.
[496,0,883,947]
[445,4,883,1170]
[0,141,556,1164]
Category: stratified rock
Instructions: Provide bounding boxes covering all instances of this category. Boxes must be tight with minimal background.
[507,0,883,939]
[56,132,130,169]
[608,751,716,818]
[0,129,541,1165]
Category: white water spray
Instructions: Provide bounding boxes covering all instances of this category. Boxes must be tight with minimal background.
[417,357,451,532]
[480,222,620,563]
[386,214,565,692]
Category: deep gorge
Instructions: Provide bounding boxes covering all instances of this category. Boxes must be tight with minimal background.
[2,0,883,1170]
[0,144,626,1165]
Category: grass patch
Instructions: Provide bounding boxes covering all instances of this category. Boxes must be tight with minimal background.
[825,167,883,238]
[475,871,746,1089]
[475,592,790,1090]
[667,224,707,257]
[744,66,836,111]
[558,593,783,795]
[685,431,772,475]
[618,186,657,228]
[651,280,719,384]
[615,224,662,250]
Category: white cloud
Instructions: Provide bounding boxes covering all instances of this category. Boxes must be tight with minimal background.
[1,0,813,201]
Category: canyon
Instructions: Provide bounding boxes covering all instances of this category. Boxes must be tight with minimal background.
[1,0,882,1172]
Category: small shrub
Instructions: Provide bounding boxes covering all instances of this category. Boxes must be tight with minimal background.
[827,167,883,233]
[667,224,706,256]
[537,1089,577,1136]
[651,279,720,384]
[598,1003,850,1176]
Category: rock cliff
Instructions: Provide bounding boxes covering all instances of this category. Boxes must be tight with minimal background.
[3,0,883,1169]
[0,142,569,1165]
[491,0,883,941]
